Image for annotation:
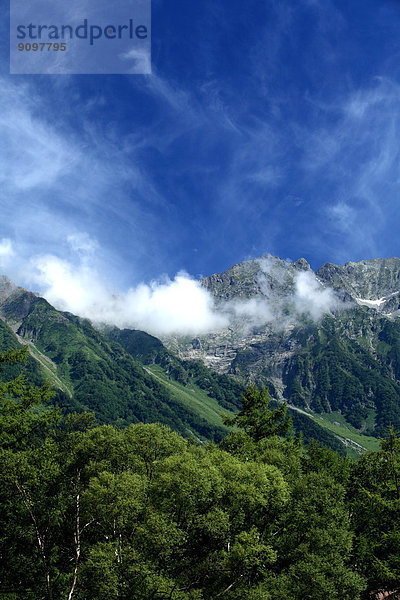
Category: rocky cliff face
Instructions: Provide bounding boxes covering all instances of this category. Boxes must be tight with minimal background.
[163,256,400,435]
[164,255,335,373]
[0,276,40,328]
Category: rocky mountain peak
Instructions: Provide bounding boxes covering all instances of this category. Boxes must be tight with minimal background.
[293,257,311,271]
[0,275,18,304]
[0,276,42,325]
[202,255,313,303]
[317,257,400,316]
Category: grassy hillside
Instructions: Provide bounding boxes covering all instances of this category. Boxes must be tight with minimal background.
[146,364,232,434]
[1,295,230,441]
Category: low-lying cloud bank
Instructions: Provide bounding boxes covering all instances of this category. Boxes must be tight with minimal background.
[30,253,228,335]
[9,238,343,336]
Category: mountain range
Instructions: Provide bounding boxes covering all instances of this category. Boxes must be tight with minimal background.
[2,255,400,457]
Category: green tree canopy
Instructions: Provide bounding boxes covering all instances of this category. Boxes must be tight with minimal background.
[223,385,292,441]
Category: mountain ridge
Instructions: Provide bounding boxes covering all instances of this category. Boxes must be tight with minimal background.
[2,255,400,452]
[0,271,353,454]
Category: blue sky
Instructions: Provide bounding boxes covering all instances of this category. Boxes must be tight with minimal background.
[2,0,400,297]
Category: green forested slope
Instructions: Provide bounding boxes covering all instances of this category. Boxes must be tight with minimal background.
[282,312,400,437]
[229,310,400,438]
[108,327,351,453]
[0,294,229,440]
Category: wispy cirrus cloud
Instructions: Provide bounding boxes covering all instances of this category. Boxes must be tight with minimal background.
[2,0,400,298]
[0,77,175,286]
[298,77,400,261]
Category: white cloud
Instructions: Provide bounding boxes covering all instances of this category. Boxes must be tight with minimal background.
[229,297,273,323]
[0,77,170,287]
[293,270,338,320]
[0,81,77,192]
[327,202,357,234]
[214,257,340,328]
[299,77,400,260]
[23,244,339,336]
[28,251,228,335]
[0,238,14,257]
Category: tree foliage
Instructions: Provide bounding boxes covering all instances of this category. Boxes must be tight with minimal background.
[4,351,399,600]
[223,385,292,441]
